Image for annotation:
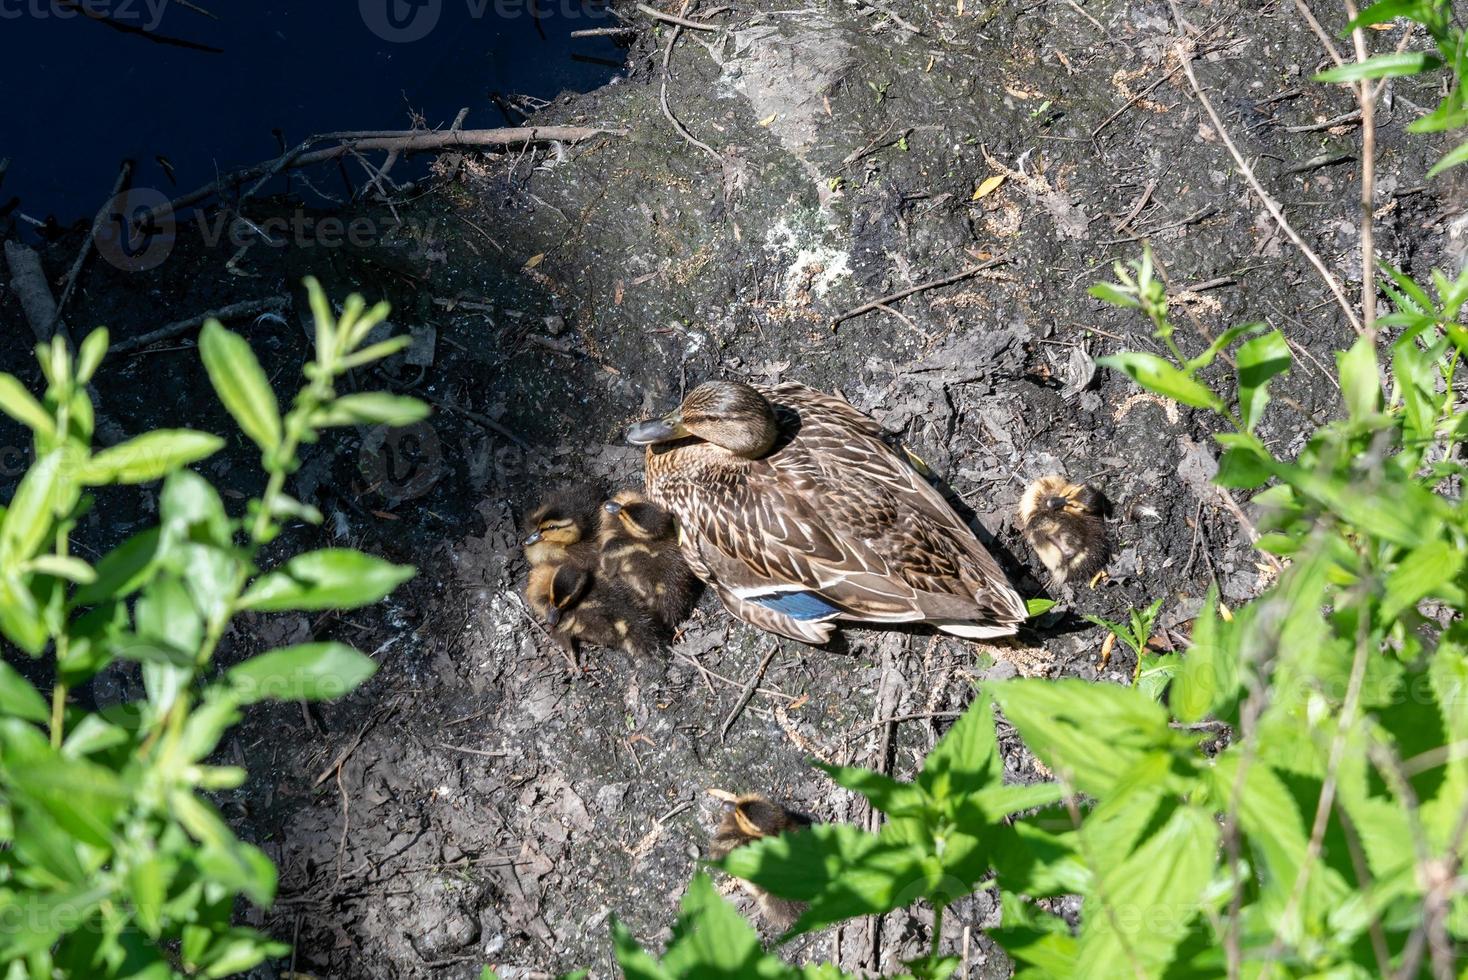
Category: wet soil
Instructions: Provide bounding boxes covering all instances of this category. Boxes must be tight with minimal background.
[0,0,1455,975]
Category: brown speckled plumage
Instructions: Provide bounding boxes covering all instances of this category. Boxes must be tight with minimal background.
[629,380,1026,644]
[707,791,811,931]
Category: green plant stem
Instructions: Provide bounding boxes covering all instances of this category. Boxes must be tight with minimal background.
[49,682,66,749]
[930,902,944,961]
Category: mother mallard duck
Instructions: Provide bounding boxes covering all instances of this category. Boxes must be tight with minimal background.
[626,380,1026,644]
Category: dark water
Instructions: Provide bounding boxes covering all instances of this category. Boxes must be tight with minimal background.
[2,0,624,228]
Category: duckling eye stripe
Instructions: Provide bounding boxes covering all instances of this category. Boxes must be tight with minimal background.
[751,591,840,620]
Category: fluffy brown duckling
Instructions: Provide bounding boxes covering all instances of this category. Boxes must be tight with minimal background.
[522,485,604,568]
[1018,475,1111,587]
[525,559,665,656]
[598,490,699,632]
[707,789,811,930]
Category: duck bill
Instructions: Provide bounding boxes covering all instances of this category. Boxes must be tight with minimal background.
[523,530,543,546]
[626,415,686,446]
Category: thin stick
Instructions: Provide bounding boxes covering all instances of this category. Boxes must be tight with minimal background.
[832,255,1009,327]
[853,0,923,34]
[1282,109,1361,132]
[54,160,132,337]
[1292,0,1347,67]
[113,296,289,354]
[657,1,725,165]
[1092,64,1183,139]
[1175,44,1363,333]
[425,395,531,450]
[635,1,721,29]
[1344,0,1377,343]
[571,25,638,36]
[146,127,622,223]
[718,646,779,742]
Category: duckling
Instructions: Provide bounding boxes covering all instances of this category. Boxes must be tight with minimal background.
[522,485,604,568]
[1018,475,1110,587]
[525,558,667,656]
[706,789,811,931]
[598,490,699,632]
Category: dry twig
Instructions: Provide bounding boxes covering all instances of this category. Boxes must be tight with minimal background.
[832,255,1010,327]
[53,160,133,336]
[113,296,289,354]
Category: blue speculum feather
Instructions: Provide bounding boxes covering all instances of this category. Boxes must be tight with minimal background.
[751,591,840,620]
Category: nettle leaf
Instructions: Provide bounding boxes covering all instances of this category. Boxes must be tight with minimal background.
[226,642,378,704]
[1381,537,1466,622]
[1315,51,1441,83]
[0,660,49,724]
[660,873,767,976]
[1172,588,1235,723]
[199,321,282,454]
[80,430,224,486]
[990,817,1090,897]
[719,821,880,905]
[818,763,929,818]
[991,679,1177,798]
[1336,336,1382,420]
[1235,328,1290,432]
[916,693,1001,808]
[1077,803,1218,977]
[1097,353,1222,411]
[610,920,674,980]
[788,827,930,935]
[991,891,1079,977]
[1427,137,1468,178]
[239,549,414,612]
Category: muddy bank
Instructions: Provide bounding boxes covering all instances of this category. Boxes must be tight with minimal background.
[0,0,1451,975]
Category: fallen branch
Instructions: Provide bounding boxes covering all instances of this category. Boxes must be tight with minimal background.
[146,126,625,223]
[53,160,133,336]
[634,1,721,30]
[4,241,66,343]
[1175,43,1363,334]
[831,255,1010,328]
[112,296,289,354]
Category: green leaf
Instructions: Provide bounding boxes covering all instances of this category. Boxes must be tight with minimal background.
[1088,282,1139,309]
[1344,0,1428,32]
[0,660,48,723]
[160,468,233,549]
[1336,336,1381,420]
[1235,328,1290,431]
[1026,598,1057,617]
[1182,322,1262,374]
[610,918,673,980]
[24,554,96,584]
[80,430,224,485]
[60,714,128,757]
[75,328,109,385]
[1214,444,1272,489]
[1381,537,1466,621]
[0,720,129,847]
[199,320,282,453]
[171,790,277,905]
[818,763,929,817]
[719,821,879,905]
[313,393,430,428]
[1076,804,1218,976]
[1315,51,1441,82]
[0,449,66,569]
[660,873,766,976]
[226,642,378,704]
[991,679,1177,797]
[917,693,1000,808]
[74,527,163,606]
[0,574,47,655]
[1097,353,1222,410]
[239,549,414,612]
[0,374,55,438]
[1427,138,1468,178]
[129,855,169,939]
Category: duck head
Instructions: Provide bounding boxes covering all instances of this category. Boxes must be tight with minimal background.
[603,490,677,541]
[627,380,779,458]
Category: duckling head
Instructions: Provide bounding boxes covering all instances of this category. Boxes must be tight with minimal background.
[523,490,600,559]
[708,789,803,842]
[527,562,592,626]
[1019,475,1109,525]
[603,490,678,541]
[626,380,778,458]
